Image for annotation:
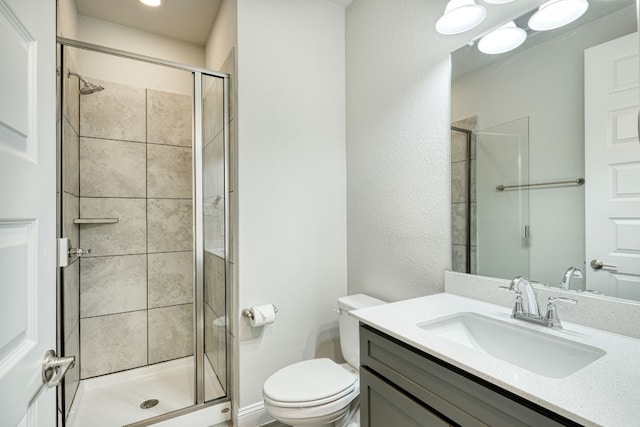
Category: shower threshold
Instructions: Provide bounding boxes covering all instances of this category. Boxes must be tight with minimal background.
[66,356,224,427]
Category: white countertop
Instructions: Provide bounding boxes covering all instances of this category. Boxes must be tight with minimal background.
[351,293,640,427]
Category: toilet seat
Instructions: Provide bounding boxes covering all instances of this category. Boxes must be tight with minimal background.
[263,359,358,408]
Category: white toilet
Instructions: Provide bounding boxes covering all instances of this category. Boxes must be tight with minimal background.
[263,294,385,427]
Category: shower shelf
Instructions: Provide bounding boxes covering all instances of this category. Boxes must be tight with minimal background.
[74,218,119,224]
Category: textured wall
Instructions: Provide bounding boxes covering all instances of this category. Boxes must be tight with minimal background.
[236,0,348,408]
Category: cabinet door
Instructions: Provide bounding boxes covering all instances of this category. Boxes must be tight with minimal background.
[361,367,452,427]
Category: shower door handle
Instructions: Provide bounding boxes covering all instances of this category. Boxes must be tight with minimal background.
[42,350,75,388]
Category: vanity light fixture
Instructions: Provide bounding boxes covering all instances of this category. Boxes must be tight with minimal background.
[139,0,162,7]
[484,0,515,3]
[528,0,589,31]
[436,0,487,35]
[478,21,527,54]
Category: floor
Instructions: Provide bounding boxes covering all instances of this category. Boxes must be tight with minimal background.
[67,356,224,427]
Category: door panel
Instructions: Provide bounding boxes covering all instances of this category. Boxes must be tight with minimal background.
[585,32,640,297]
[0,0,56,425]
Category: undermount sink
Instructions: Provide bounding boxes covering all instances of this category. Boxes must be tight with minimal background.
[418,313,606,378]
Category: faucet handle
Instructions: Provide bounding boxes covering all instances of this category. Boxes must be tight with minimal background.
[548,296,578,305]
[545,297,578,329]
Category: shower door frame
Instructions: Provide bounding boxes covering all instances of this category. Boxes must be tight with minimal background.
[56,37,231,426]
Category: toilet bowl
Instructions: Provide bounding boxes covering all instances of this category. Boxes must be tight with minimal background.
[262,294,385,427]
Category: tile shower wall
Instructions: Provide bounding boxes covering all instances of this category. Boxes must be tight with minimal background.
[61,50,81,419]
[451,117,477,274]
[78,78,194,379]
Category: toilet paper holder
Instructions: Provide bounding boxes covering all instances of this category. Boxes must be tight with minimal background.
[242,305,278,320]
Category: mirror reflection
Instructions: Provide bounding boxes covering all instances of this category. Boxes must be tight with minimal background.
[451,0,640,301]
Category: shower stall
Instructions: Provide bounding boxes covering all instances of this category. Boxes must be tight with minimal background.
[56,39,232,426]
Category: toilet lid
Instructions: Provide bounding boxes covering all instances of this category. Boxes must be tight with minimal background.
[263,359,357,405]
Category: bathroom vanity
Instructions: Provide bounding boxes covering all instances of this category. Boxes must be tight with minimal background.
[352,292,640,427]
[359,325,577,426]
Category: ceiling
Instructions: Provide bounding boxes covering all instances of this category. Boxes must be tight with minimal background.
[75,0,354,47]
[74,0,223,45]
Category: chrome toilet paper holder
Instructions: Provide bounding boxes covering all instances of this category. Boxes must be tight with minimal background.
[242,305,278,320]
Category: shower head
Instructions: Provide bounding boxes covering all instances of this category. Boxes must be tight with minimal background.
[67,71,104,95]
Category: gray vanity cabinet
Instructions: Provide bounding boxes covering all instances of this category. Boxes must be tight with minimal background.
[359,324,581,427]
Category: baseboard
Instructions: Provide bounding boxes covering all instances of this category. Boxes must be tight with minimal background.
[237,401,274,427]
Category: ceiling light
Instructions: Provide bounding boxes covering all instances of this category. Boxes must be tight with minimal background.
[478,21,527,54]
[436,0,487,35]
[139,0,162,7]
[528,0,589,31]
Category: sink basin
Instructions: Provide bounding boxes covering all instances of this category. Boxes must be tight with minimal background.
[418,313,606,378]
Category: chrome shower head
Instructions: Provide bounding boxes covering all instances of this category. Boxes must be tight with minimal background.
[67,71,104,95]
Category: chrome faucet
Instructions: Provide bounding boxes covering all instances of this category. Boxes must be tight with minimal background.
[560,266,583,290]
[503,276,541,318]
[501,276,577,329]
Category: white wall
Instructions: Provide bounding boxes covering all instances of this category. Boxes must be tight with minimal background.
[452,8,636,287]
[236,0,347,409]
[344,0,540,302]
[205,0,237,71]
[75,15,205,95]
[57,0,78,39]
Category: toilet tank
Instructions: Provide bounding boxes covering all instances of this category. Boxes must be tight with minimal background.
[337,294,385,368]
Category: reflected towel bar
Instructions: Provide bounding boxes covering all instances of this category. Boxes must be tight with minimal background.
[496,178,584,191]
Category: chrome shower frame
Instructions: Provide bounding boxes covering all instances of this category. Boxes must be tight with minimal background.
[56,37,231,427]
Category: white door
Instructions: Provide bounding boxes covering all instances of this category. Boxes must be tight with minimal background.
[585,32,640,299]
[0,0,57,426]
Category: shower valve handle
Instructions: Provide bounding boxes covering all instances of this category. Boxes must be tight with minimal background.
[68,247,91,257]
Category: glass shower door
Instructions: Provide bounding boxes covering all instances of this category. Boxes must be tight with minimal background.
[476,117,530,279]
[201,73,228,402]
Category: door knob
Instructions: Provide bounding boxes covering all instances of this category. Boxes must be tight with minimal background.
[590,259,617,272]
[42,350,75,388]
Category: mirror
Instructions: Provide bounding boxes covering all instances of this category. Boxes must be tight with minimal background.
[451,0,640,301]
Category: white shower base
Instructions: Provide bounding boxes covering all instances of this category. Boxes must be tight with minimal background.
[67,356,225,427]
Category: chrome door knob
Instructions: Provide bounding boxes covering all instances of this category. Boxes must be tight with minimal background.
[590,259,617,272]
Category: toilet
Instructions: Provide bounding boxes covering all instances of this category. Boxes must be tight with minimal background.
[263,294,385,427]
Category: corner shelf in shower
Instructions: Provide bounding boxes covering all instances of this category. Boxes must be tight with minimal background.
[74,218,119,224]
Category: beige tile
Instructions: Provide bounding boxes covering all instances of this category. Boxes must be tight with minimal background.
[80,79,146,142]
[203,76,224,144]
[63,119,80,196]
[63,192,79,250]
[205,250,226,315]
[452,244,468,273]
[148,304,194,364]
[64,53,80,134]
[470,159,477,203]
[80,138,146,198]
[451,203,467,246]
[148,199,193,253]
[204,303,216,380]
[63,259,79,343]
[204,132,224,199]
[80,255,147,318]
[147,89,192,147]
[80,311,147,378]
[147,144,192,199]
[148,251,194,308]
[80,198,146,257]
[470,202,477,246]
[229,119,236,193]
[451,161,468,204]
[451,129,468,163]
[63,323,80,418]
[220,49,235,123]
